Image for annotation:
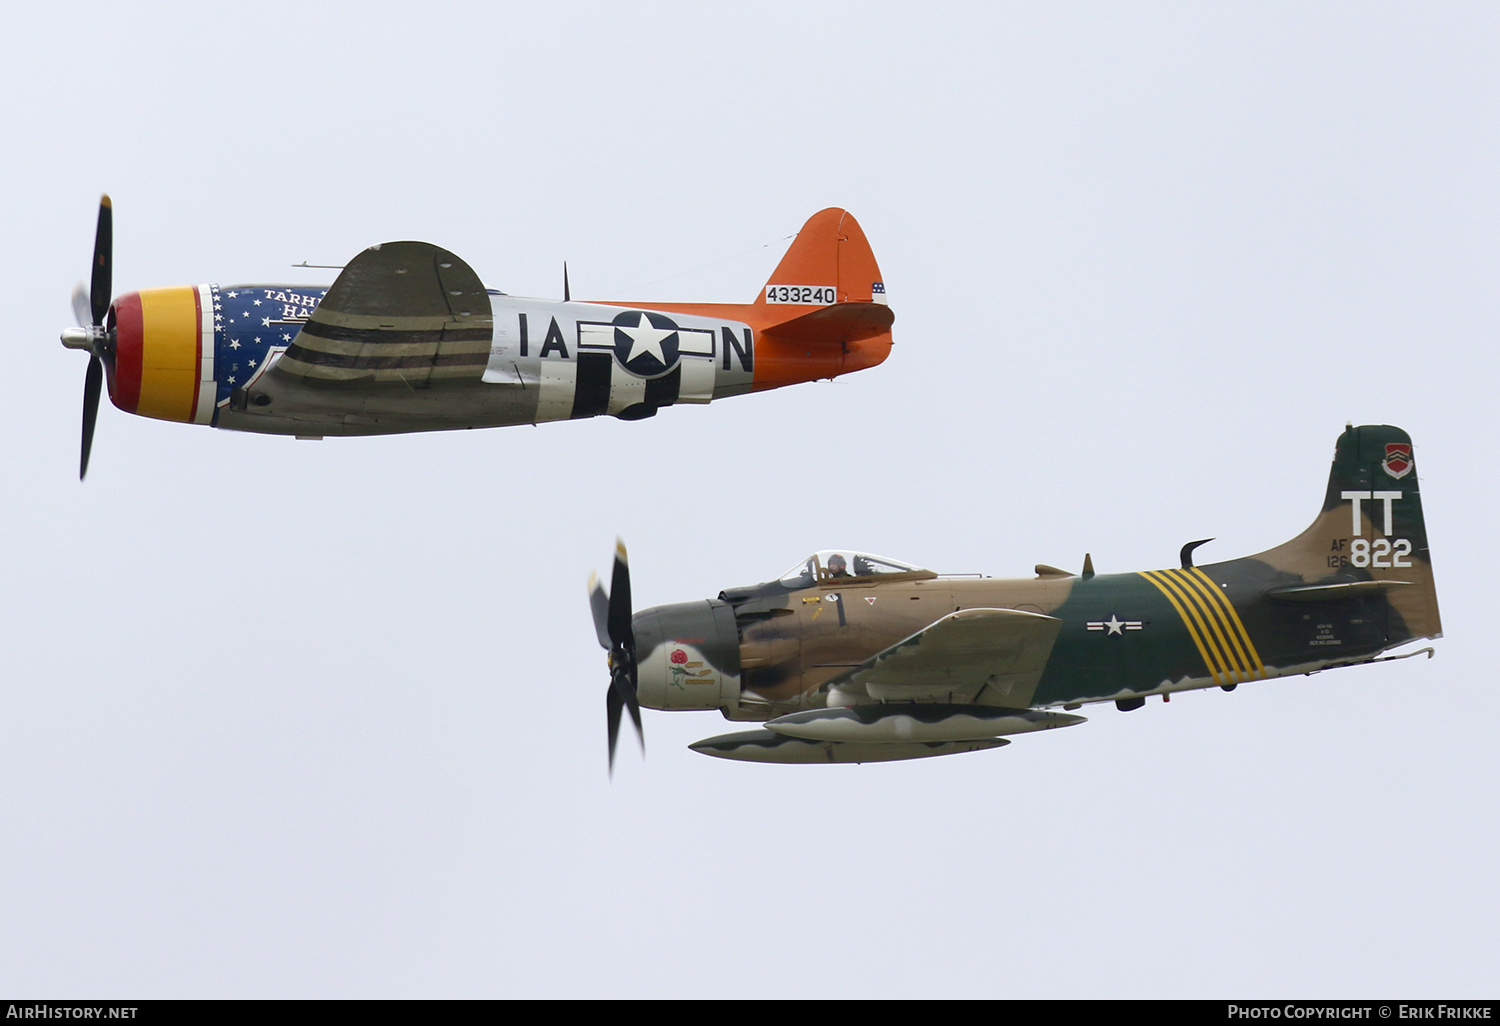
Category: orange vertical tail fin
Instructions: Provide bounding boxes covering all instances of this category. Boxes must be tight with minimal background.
[756,208,887,308]
[747,208,893,388]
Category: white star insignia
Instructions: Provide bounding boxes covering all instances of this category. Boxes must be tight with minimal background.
[620,312,672,366]
[1104,615,1125,635]
[281,333,291,341]
[227,376,236,384]
[229,340,240,349]
[262,318,271,327]
[227,291,238,298]
[253,299,261,306]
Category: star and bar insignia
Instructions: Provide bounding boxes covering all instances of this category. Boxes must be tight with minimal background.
[1087,615,1144,635]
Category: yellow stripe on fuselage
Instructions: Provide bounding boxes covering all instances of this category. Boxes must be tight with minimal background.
[1164,568,1250,682]
[1139,569,1265,684]
[136,287,200,423]
[1186,567,1264,678]
[1140,570,1228,685]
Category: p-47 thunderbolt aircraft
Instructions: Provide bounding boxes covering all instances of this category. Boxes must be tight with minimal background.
[590,425,1441,766]
[60,198,892,477]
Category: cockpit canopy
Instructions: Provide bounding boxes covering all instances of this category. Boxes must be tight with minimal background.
[777,550,930,588]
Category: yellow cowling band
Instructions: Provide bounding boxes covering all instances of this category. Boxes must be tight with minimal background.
[134,287,201,423]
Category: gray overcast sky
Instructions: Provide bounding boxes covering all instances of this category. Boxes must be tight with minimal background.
[1,1,1495,998]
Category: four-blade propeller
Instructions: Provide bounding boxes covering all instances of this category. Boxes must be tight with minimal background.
[59,195,115,480]
[589,540,643,774]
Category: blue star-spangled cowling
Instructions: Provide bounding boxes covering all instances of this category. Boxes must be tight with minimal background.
[612,310,680,378]
[213,286,327,406]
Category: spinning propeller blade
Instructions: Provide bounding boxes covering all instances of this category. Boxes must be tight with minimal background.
[70,283,91,330]
[90,196,112,327]
[61,195,116,480]
[588,572,612,651]
[81,354,102,480]
[590,540,643,773]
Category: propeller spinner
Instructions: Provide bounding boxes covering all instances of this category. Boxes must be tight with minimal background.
[59,195,115,480]
[589,540,644,773]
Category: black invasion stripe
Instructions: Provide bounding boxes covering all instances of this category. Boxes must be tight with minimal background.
[283,344,490,371]
[570,352,612,419]
[643,365,681,408]
[299,321,492,344]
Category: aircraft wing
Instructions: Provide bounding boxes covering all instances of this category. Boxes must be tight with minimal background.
[272,241,493,388]
[824,607,1061,707]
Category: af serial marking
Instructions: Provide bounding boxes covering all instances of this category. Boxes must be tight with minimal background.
[61,200,893,478]
[589,425,1442,766]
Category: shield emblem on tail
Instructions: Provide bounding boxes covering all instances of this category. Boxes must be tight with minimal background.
[1383,443,1413,479]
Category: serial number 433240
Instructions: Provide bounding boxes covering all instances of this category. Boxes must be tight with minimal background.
[765,284,836,304]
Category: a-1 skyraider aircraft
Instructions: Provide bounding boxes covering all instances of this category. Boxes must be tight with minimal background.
[60,197,892,477]
[590,425,1441,766]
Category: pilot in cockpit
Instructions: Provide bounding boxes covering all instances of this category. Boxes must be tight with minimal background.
[827,554,851,579]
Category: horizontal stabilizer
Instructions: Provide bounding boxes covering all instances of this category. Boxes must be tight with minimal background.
[688,729,1008,765]
[760,302,894,346]
[1267,579,1415,602]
